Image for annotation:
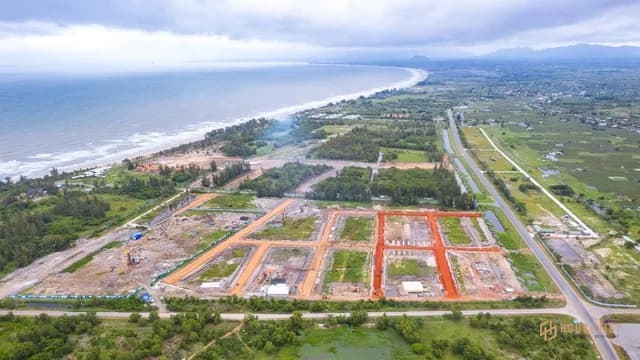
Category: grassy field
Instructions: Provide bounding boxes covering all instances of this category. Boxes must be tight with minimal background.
[199,248,245,281]
[461,127,493,149]
[205,193,256,209]
[325,250,369,285]
[259,315,596,360]
[441,218,470,245]
[321,125,354,135]
[257,326,415,360]
[381,147,427,163]
[255,216,317,240]
[340,217,374,242]
[508,251,556,293]
[388,259,432,277]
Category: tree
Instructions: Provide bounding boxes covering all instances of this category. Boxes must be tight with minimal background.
[348,310,368,327]
[210,160,217,172]
[375,313,391,330]
[129,312,142,323]
[201,176,211,188]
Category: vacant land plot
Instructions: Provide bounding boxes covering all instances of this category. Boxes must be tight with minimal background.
[384,216,432,247]
[253,216,318,241]
[384,251,441,298]
[440,218,470,245]
[452,251,524,298]
[388,258,431,277]
[323,250,370,296]
[339,216,374,242]
[198,247,247,281]
[204,193,256,209]
[27,216,216,296]
[245,247,313,295]
[381,147,427,163]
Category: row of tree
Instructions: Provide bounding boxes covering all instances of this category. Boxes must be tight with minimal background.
[305,167,372,202]
[240,162,330,197]
[211,162,251,187]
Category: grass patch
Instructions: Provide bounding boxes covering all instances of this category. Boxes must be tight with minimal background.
[259,326,414,360]
[321,125,354,135]
[205,193,256,209]
[381,147,427,163]
[199,248,245,281]
[605,314,640,323]
[441,217,470,245]
[325,250,368,285]
[102,240,124,249]
[197,229,232,250]
[388,259,431,277]
[62,254,95,273]
[255,216,317,240]
[340,217,373,242]
[508,252,556,293]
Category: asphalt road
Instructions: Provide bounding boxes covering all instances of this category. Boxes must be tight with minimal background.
[0,307,572,321]
[447,110,618,360]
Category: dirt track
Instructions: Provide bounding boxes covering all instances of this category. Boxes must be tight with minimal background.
[162,199,293,284]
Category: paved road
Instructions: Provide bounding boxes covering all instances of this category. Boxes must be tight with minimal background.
[0,307,573,321]
[447,110,618,360]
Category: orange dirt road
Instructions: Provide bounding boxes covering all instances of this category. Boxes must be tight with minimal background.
[232,243,270,294]
[426,214,459,298]
[372,213,385,298]
[173,193,216,216]
[298,212,338,297]
[162,199,294,285]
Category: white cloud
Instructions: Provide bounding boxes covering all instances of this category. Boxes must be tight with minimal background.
[1,1,640,71]
[0,22,326,73]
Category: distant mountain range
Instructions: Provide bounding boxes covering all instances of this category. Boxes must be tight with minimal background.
[485,44,640,59]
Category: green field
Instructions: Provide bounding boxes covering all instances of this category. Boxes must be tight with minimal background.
[259,315,597,360]
[441,218,471,245]
[199,248,245,281]
[388,259,432,277]
[340,217,374,242]
[255,216,317,240]
[206,193,256,209]
[381,147,427,163]
[325,250,369,285]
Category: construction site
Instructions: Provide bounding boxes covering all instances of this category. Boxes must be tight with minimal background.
[153,199,530,302]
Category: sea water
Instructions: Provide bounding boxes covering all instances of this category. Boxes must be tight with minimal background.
[0,64,425,179]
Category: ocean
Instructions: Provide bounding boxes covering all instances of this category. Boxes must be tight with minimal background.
[0,64,425,179]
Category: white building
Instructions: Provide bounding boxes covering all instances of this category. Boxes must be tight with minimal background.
[402,281,424,294]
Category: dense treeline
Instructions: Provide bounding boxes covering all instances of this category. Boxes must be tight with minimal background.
[155,118,274,155]
[240,162,331,197]
[0,310,232,359]
[212,162,251,187]
[373,166,475,208]
[311,127,380,162]
[310,121,443,162]
[483,168,527,215]
[0,190,115,272]
[53,192,110,218]
[0,312,101,360]
[165,295,550,313]
[306,167,372,202]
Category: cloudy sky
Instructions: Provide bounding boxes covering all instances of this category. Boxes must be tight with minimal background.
[1,0,639,72]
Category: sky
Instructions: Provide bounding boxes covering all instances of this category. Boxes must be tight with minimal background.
[1,0,640,72]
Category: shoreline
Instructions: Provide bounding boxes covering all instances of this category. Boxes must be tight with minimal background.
[3,65,427,180]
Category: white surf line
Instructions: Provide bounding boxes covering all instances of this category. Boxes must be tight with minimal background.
[478,128,597,237]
